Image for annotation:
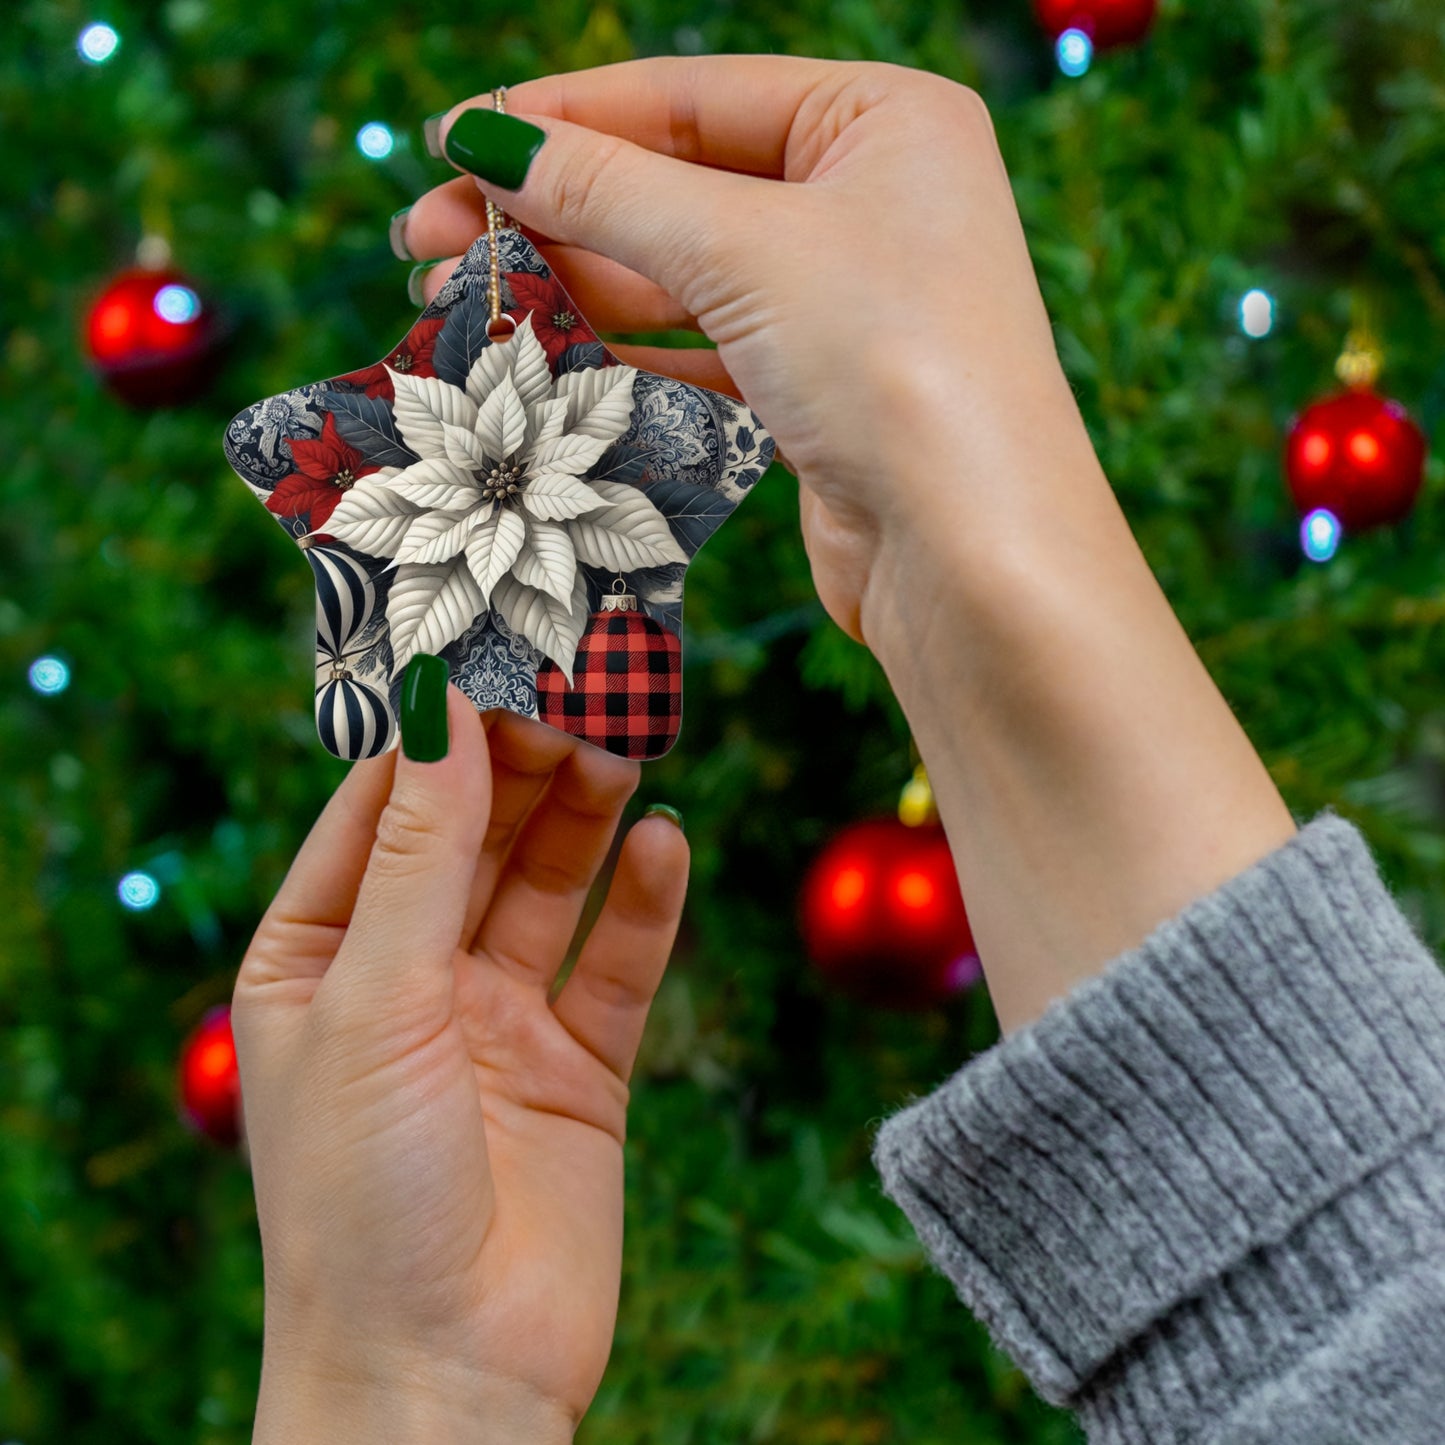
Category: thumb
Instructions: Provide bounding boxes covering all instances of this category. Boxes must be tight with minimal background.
[326,669,491,1021]
[437,105,766,322]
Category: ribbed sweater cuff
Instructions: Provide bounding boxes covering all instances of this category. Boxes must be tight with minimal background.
[870,813,1445,1418]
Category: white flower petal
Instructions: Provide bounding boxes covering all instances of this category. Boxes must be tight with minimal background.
[552,364,637,441]
[524,432,611,478]
[393,509,478,567]
[390,369,478,460]
[442,421,490,470]
[464,338,512,408]
[498,379,529,458]
[385,456,478,511]
[520,471,606,522]
[527,397,569,448]
[464,506,526,603]
[507,312,553,408]
[509,517,577,605]
[316,482,425,558]
[384,560,485,673]
[472,374,527,461]
[566,479,689,573]
[491,570,588,683]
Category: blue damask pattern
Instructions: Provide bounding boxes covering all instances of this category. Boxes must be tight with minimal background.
[446,613,542,720]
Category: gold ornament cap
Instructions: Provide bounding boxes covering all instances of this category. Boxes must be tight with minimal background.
[1335,328,1383,390]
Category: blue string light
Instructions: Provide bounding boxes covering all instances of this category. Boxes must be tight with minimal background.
[118,871,162,911]
[78,23,120,64]
[1056,28,1093,77]
[28,657,70,695]
[153,284,202,324]
[1239,289,1275,338]
[1301,508,1342,563]
[356,122,395,160]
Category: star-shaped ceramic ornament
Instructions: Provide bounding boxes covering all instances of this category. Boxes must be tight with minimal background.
[223,229,774,761]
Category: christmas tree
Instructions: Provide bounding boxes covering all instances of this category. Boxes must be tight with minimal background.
[3,1,1442,1441]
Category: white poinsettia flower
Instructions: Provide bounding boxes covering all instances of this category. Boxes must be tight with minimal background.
[317,312,687,680]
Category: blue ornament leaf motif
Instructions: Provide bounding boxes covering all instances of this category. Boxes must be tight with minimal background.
[641,478,735,555]
[595,442,656,487]
[557,341,608,374]
[320,392,419,469]
[432,288,493,387]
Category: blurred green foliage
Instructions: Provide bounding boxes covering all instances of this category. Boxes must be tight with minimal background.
[3,0,1444,1440]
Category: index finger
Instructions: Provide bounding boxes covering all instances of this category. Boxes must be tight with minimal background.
[495,55,846,179]
[238,749,397,992]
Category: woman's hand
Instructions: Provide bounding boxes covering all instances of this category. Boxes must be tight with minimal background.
[233,687,688,1443]
[400,56,1085,646]
[400,59,1295,1033]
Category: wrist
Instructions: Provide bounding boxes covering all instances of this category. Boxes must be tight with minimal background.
[852,378,1294,1032]
[855,348,1118,690]
[254,1344,575,1445]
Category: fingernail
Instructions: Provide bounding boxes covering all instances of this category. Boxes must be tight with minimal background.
[423,112,447,159]
[644,803,684,834]
[388,206,413,262]
[400,654,449,762]
[407,260,443,308]
[443,107,546,191]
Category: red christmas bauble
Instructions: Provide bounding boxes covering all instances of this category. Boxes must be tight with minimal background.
[799,818,981,1011]
[178,1005,242,1147]
[1285,388,1427,532]
[84,267,220,407]
[1034,0,1157,47]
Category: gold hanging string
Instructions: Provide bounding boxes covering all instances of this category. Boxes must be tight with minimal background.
[485,86,516,342]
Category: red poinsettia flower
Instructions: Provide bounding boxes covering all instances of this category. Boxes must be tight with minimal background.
[265,412,381,532]
[337,315,446,400]
[506,272,597,364]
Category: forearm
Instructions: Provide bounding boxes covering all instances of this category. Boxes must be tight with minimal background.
[859,368,1296,1033]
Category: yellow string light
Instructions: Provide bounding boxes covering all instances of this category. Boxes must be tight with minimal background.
[898,763,937,827]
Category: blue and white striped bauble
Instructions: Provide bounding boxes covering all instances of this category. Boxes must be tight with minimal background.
[306,545,397,759]
[308,545,376,656]
[315,672,396,759]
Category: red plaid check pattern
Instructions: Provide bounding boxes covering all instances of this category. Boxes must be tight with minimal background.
[537,611,682,759]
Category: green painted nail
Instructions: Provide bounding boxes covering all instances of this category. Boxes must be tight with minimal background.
[407,260,445,308]
[388,206,413,262]
[423,112,446,159]
[645,803,684,834]
[400,654,449,762]
[443,107,546,192]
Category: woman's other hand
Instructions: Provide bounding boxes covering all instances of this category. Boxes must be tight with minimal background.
[234,687,688,1443]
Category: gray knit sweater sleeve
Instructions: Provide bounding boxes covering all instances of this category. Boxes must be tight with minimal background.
[870,813,1445,1443]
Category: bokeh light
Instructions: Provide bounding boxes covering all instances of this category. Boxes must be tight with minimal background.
[118,871,161,911]
[356,122,395,159]
[1301,508,1342,563]
[1057,28,1093,77]
[153,284,202,324]
[1239,288,1275,338]
[78,22,120,64]
[829,865,867,911]
[28,657,70,695]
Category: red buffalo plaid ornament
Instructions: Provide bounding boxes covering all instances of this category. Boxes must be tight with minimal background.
[537,581,682,758]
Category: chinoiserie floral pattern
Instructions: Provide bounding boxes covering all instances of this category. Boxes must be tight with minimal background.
[222,228,775,760]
